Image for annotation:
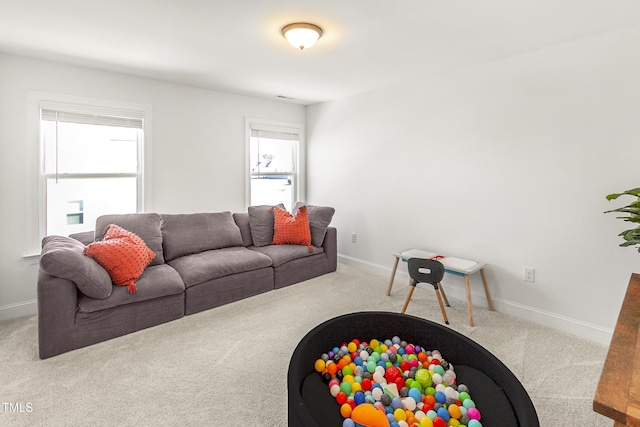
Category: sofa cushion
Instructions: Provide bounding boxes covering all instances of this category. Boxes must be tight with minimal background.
[293,202,335,247]
[250,244,324,268]
[233,212,253,247]
[272,205,312,251]
[168,247,273,287]
[161,212,244,262]
[95,213,164,266]
[77,264,185,313]
[40,235,113,299]
[69,230,95,246]
[84,224,156,294]
[248,204,284,247]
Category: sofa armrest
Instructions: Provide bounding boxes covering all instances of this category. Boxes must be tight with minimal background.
[322,227,337,271]
[37,270,80,359]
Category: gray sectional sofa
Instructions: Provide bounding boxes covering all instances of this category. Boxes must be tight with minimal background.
[37,205,336,359]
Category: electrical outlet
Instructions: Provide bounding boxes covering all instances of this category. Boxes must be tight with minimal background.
[523,267,535,283]
[351,232,357,243]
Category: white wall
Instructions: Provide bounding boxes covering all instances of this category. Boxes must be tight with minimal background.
[306,26,640,344]
[0,53,305,320]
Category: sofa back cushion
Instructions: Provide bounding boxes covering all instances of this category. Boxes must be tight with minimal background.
[233,212,253,247]
[293,202,336,247]
[248,204,284,247]
[161,212,244,261]
[95,213,164,266]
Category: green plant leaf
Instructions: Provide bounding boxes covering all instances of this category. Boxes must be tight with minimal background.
[604,207,640,215]
[620,229,640,240]
[620,240,640,248]
[605,188,640,250]
[606,188,640,200]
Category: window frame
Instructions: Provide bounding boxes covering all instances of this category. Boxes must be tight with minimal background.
[245,118,305,210]
[26,92,152,255]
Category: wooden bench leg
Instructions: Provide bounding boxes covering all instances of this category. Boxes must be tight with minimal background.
[386,256,400,296]
[465,274,474,327]
[480,268,495,311]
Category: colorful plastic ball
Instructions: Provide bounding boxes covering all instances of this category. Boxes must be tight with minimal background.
[408,388,422,402]
[340,382,352,396]
[420,417,434,427]
[404,397,417,411]
[442,373,455,386]
[467,407,481,420]
[336,391,348,405]
[462,399,476,409]
[340,403,353,418]
[436,407,450,422]
[468,420,482,427]
[432,417,446,427]
[385,366,402,383]
[380,394,392,407]
[448,404,461,419]
[432,373,443,385]
[342,419,356,427]
[394,407,407,421]
[314,359,326,372]
[434,391,446,404]
[391,397,403,409]
[327,363,338,376]
[330,384,341,397]
[444,387,457,400]
[458,391,470,402]
[354,391,366,405]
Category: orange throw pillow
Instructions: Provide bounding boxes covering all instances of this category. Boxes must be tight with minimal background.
[83,224,156,294]
[271,206,313,252]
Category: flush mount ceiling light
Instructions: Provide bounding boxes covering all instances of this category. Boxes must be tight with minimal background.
[281,22,323,50]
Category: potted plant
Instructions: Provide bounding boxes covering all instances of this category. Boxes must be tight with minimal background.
[605,188,640,252]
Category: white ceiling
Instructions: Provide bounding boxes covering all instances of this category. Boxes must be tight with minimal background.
[1,0,639,105]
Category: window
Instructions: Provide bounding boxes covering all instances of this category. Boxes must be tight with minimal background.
[39,102,146,238]
[246,119,304,211]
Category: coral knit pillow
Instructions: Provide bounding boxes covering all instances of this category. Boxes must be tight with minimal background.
[271,206,313,252]
[83,224,156,294]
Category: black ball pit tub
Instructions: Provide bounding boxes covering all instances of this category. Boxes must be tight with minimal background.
[287,311,539,427]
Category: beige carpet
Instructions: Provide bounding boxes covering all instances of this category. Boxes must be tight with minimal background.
[0,263,611,426]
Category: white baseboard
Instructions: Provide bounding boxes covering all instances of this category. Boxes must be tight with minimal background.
[338,254,613,346]
[0,300,37,322]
